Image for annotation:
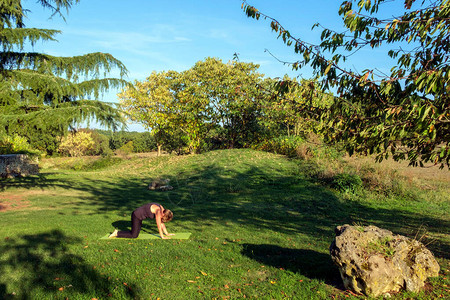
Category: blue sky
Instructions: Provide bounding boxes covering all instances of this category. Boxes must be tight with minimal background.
[23,0,400,131]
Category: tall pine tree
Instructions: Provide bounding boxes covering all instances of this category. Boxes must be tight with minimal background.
[0,0,128,154]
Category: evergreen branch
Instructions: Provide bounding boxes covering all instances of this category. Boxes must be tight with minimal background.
[58,52,129,79]
[0,51,128,79]
[0,81,19,106]
[0,99,125,132]
[5,69,82,104]
[0,0,25,28]
[0,28,60,51]
[34,0,80,20]
[3,71,129,105]
[77,78,130,99]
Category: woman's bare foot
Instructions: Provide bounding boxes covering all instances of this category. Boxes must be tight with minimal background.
[108,229,118,238]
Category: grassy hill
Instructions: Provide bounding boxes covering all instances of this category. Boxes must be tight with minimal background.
[0,149,448,299]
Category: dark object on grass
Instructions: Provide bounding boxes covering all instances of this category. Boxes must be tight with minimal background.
[148,178,173,191]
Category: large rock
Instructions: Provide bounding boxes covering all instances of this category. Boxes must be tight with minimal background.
[330,224,440,297]
[0,154,39,178]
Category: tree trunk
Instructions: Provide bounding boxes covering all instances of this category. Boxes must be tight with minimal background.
[157,144,162,156]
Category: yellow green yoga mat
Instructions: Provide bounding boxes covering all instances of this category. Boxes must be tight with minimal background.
[100,233,191,240]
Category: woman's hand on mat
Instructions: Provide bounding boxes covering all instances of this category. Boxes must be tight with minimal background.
[167,233,175,236]
[161,236,171,239]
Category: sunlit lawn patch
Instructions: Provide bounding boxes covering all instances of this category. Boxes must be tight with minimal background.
[0,149,448,299]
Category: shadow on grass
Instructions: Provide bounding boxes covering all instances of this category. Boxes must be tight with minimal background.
[2,150,448,261]
[241,243,342,286]
[0,173,67,191]
[0,230,136,299]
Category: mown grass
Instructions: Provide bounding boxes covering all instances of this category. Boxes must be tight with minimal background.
[0,149,448,299]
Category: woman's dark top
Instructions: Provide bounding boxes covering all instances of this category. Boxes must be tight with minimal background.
[133,203,160,220]
[116,203,162,238]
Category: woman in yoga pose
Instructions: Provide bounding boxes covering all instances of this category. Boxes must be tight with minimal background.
[109,203,174,239]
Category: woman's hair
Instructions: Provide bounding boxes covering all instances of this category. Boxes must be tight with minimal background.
[161,209,173,223]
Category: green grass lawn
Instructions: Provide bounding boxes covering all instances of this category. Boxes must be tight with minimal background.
[0,149,448,299]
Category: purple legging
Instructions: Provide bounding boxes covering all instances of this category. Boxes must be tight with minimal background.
[117,212,143,238]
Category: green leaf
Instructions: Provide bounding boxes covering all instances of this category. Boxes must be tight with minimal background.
[324,63,332,75]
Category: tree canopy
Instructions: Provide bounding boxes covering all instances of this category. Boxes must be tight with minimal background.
[242,0,450,168]
[118,57,266,154]
[118,70,180,155]
[0,0,128,154]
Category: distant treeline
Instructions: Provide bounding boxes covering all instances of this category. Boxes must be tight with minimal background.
[0,129,157,157]
[96,130,156,152]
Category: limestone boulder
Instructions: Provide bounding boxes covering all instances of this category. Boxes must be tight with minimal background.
[330,224,440,297]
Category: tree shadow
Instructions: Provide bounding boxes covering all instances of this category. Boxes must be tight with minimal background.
[0,173,67,191]
[2,151,446,300]
[0,230,137,299]
[241,243,342,287]
[2,151,448,260]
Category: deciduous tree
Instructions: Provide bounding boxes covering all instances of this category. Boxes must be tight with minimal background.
[119,58,267,153]
[188,57,264,148]
[118,71,180,155]
[242,0,450,168]
[260,76,334,138]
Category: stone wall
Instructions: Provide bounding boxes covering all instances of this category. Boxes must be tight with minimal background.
[0,154,39,178]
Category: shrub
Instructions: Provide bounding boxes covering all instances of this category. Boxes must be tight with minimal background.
[101,147,114,158]
[80,157,123,171]
[332,173,363,193]
[251,136,304,157]
[0,134,41,158]
[251,135,344,162]
[84,130,112,156]
[58,131,95,157]
[115,141,134,157]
